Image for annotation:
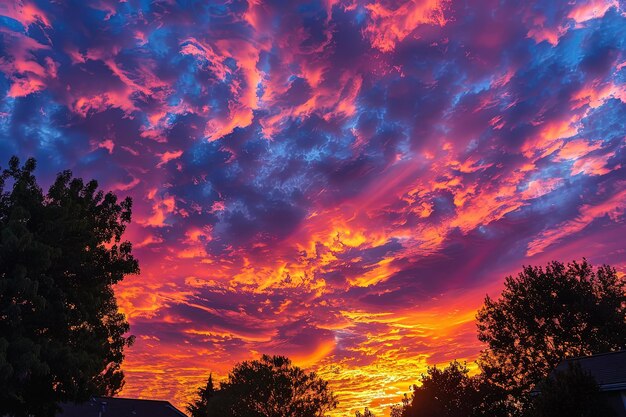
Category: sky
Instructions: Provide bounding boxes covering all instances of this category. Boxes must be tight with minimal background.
[1,0,625,415]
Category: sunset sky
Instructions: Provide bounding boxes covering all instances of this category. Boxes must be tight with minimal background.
[1,0,625,415]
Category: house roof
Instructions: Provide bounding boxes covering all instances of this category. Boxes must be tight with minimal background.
[57,397,187,417]
[554,350,626,392]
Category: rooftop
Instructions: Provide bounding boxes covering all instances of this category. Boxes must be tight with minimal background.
[57,397,187,417]
[555,350,626,391]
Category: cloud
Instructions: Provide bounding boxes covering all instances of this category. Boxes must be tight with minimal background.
[527,186,626,256]
[1,0,625,415]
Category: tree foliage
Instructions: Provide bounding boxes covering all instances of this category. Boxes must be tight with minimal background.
[188,373,217,417]
[389,404,406,417]
[400,361,484,417]
[476,260,626,407]
[390,259,625,417]
[0,157,138,417]
[188,355,338,417]
[355,407,375,417]
[528,363,615,417]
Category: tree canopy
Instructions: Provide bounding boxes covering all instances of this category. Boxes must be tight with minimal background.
[0,157,138,417]
[399,361,484,417]
[476,260,626,409]
[355,408,375,417]
[388,259,625,417]
[188,355,338,417]
[188,373,217,417]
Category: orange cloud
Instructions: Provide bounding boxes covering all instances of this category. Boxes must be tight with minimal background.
[139,190,177,228]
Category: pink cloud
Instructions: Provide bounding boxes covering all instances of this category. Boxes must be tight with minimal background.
[157,150,184,168]
[568,0,618,24]
[363,0,449,52]
[0,1,51,29]
[527,187,626,256]
[139,190,177,228]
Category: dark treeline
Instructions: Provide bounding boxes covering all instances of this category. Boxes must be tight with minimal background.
[1,157,625,417]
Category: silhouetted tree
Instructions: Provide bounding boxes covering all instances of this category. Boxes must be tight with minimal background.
[0,157,138,417]
[471,373,515,417]
[401,361,484,417]
[388,393,411,417]
[527,363,615,417]
[189,355,338,417]
[390,404,406,417]
[188,373,216,417]
[355,407,374,417]
[476,260,626,411]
